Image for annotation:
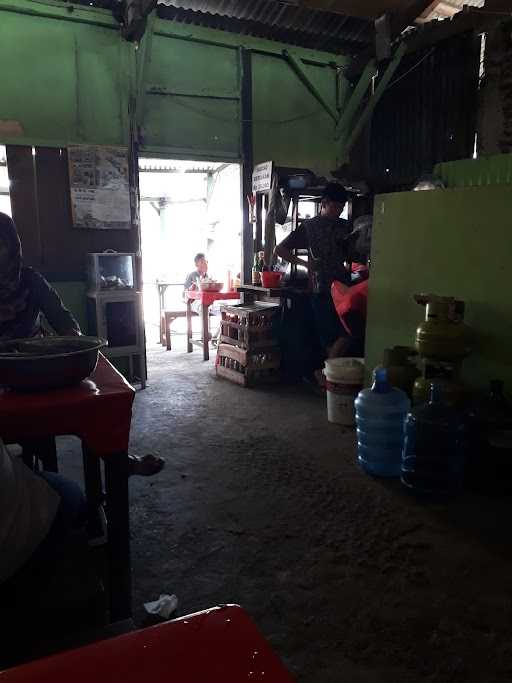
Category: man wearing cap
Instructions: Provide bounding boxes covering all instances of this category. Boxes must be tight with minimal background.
[275,182,352,364]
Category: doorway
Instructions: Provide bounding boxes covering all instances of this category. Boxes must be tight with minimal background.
[138,158,242,350]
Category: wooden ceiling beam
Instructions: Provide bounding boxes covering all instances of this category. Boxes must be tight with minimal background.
[346,0,437,79]
[418,0,445,18]
[388,0,442,34]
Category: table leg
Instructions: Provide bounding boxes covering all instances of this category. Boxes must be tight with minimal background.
[39,437,58,473]
[83,445,103,507]
[104,451,131,620]
[21,437,57,472]
[21,442,35,470]
[165,313,172,351]
[186,299,193,353]
[83,445,104,541]
[202,304,210,361]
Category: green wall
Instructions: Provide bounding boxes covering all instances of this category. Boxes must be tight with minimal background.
[0,0,348,322]
[0,0,347,175]
[252,53,339,173]
[0,2,130,147]
[51,281,87,331]
[366,185,512,390]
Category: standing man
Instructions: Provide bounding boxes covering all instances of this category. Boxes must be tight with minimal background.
[275,183,351,363]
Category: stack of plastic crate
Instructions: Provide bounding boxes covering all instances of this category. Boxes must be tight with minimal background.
[216,302,281,387]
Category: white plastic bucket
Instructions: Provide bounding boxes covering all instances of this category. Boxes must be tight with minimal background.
[324,357,365,426]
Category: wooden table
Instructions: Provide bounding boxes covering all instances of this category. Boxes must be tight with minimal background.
[238,284,304,302]
[0,605,294,682]
[0,355,135,621]
[185,290,239,361]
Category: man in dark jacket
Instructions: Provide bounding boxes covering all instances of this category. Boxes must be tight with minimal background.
[275,183,351,360]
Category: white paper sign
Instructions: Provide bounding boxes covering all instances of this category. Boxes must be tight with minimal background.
[68,145,131,230]
[252,161,273,193]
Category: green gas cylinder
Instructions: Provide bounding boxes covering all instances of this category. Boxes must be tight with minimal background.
[415,299,472,362]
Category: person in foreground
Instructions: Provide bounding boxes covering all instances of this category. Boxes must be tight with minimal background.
[0,212,163,476]
[0,436,86,586]
[0,436,89,664]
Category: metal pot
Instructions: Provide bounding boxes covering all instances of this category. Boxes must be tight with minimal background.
[0,336,107,392]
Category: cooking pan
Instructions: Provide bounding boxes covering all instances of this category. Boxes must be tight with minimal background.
[0,336,107,392]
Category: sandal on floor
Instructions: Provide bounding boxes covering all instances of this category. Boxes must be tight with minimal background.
[128,454,165,477]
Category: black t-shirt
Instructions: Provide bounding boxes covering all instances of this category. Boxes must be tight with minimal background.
[280,215,351,292]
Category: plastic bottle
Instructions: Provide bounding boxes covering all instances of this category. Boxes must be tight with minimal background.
[401,383,466,495]
[469,380,512,493]
[355,368,410,477]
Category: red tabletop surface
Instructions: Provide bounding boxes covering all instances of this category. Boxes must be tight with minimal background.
[0,355,135,457]
[186,290,240,307]
[1,605,295,682]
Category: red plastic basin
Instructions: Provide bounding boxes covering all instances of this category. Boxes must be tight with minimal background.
[261,271,283,288]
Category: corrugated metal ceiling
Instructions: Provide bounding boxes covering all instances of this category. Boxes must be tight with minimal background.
[155,0,488,53]
[78,0,489,54]
[156,0,374,52]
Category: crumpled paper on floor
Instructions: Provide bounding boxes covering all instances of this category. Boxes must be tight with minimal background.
[144,594,179,619]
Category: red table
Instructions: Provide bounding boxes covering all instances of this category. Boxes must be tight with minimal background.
[185,290,239,361]
[0,355,135,620]
[1,605,294,682]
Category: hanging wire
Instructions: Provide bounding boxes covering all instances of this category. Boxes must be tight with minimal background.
[385,47,436,91]
[169,95,326,125]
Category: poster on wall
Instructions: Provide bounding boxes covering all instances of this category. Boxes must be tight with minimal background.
[68,145,131,230]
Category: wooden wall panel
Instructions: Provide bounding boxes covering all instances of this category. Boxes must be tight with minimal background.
[6,145,42,267]
[6,144,138,281]
[35,146,78,276]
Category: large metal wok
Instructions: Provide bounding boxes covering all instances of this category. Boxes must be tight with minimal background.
[0,336,107,391]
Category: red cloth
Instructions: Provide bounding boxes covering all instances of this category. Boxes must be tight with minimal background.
[2,605,294,683]
[186,290,240,307]
[0,355,134,457]
[331,279,369,335]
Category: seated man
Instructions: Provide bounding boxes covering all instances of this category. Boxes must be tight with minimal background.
[183,252,220,343]
[183,252,208,308]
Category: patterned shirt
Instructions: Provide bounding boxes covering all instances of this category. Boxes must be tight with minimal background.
[280,215,351,293]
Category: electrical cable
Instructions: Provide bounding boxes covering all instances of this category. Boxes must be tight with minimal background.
[385,47,436,90]
[169,95,326,125]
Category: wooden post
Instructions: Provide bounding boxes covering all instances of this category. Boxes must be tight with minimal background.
[240,48,253,286]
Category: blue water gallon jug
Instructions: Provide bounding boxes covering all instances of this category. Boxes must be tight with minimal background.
[401,383,466,494]
[355,368,410,477]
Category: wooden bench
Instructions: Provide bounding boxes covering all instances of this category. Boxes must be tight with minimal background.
[160,310,198,350]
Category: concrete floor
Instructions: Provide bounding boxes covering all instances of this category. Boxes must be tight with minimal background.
[66,344,512,681]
